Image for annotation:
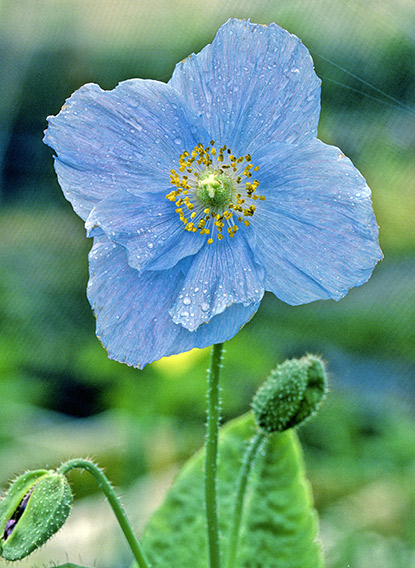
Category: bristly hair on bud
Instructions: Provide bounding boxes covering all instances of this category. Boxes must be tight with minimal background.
[0,469,73,561]
[251,355,328,433]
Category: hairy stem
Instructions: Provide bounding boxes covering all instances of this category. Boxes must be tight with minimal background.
[58,458,151,568]
[225,431,267,568]
[205,342,224,568]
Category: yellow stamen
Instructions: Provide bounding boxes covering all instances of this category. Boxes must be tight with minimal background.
[166,141,264,243]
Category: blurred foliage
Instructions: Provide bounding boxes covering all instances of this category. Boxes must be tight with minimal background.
[0,0,414,566]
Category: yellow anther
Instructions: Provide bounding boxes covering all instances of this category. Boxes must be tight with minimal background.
[168,141,261,243]
[208,238,213,244]
[259,195,266,201]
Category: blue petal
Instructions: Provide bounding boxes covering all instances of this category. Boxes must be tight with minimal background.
[169,19,320,155]
[248,139,383,304]
[173,299,260,355]
[88,237,259,368]
[169,234,265,331]
[44,79,207,220]
[85,188,204,272]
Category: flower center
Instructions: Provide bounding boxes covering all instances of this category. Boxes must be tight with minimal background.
[166,141,265,244]
[196,171,233,208]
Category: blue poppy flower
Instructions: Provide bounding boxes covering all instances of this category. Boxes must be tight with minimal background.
[44,19,382,368]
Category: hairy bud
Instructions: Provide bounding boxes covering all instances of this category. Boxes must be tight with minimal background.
[0,469,73,560]
[252,355,327,433]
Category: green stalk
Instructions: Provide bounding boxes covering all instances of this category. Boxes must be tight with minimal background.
[205,342,224,568]
[225,432,267,568]
[58,458,151,568]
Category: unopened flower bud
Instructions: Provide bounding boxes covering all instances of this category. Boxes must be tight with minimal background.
[252,355,327,433]
[0,469,73,560]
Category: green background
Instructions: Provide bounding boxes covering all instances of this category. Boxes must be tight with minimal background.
[0,1,414,566]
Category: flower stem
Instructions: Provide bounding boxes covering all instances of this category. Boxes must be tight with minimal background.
[205,342,224,568]
[57,458,151,568]
[225,431,267,568]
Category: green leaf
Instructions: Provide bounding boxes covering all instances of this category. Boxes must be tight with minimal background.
[142,413,322,567]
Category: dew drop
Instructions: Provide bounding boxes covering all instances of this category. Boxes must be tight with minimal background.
[174,137,182,145]
[201,302,209,312]
[183,297,191,305]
